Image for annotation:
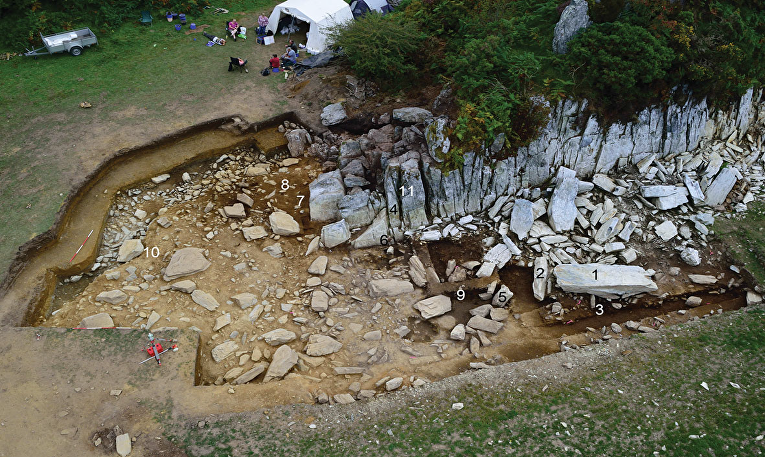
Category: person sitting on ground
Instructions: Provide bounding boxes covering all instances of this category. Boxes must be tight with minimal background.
[269,54,280,69]
[229,57,248,72]
[227,19,241,41]
[287,39,298,52]
[257,12,269,35]
[203,31,226,46]
[281,45,297,68]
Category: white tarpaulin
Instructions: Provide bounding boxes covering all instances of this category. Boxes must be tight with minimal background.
[267,0,354,54]
[363,0,390,12]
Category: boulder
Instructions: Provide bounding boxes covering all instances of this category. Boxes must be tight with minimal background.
[117,239,144,263]
[594,217,620,244]
[533,256,549,301]
[680,247,701,266]
[269,211,300,236]
[386,377,404,391]
[233,363,267,385]
[146,311,161,330]
[746,291,763,305]
[78,313,114,328]
[408,255,428,287]
[191,290,220,311]
[311,290,329,312]
[552,0,591,54]
[231,293,257,309]
[213,313,231,332]
[413,295,452,319]
[654,221,678,241]
[641,185,680,198]
[510,199,534,240]
[689,274,717,285]
[655,190,689,211]
[466,315,503,334]
[309,170,345,222]
[369,279,414,298]
[547,177,579,232]
[163,248,211,281]
[705,167,739,206]
[116,433,131,457]
[470,304,493,317]
[483,244,512,269]
[286,128,310,157]
[352,210,390,249]
[308,256,328,275]
[490,307,510,321]
[321,219,351,248]
[242,225,268,241]
[237,193,254,208]
[338,191,377,229]
[321,103,347,126]
[304,334,343,356]
[223,203,246,218]
[211,340,238,363]
[262,329,297,346]
[450,324,466,341]
[263,243,284,258]
[491,284,513,307]
[554,263,658,299]
[686,296,703,307]
[246,164,269,176]
[263,345,299,382]
[392,107,433,124]
[170,280,196,293]
[95,290,127,305]
[333,393,356,404]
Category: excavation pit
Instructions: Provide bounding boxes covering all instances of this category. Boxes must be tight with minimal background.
[1,115,754,407]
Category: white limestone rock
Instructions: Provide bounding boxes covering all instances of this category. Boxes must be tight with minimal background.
[554,263,658,299]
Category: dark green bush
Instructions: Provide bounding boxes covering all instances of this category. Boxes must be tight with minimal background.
[567,21,675,106]
[325,13,427,91]
[587,0,626,23]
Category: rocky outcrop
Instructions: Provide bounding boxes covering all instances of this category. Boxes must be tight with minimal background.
[553,0,591,54]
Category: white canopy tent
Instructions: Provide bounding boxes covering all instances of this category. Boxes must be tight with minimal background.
[267,0,354,54]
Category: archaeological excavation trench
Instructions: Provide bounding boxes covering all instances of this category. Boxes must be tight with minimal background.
[1,93,763,407]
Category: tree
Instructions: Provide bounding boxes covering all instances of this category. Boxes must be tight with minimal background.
[567,22,675,105]
[325,13,427,90]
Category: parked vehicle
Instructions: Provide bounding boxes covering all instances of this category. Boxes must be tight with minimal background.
[23,28,98,57]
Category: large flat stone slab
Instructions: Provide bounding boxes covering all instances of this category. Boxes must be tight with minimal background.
[413,295,452,319]
[163,248,211,281]
[369,279,414,298]
[553,263,658,299]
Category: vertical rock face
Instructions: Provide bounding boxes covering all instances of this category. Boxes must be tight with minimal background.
[307,88,760,241]
[552,0,592,54]
[411,88,761,217]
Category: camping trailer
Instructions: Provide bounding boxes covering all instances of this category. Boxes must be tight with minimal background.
[267,0,354,54]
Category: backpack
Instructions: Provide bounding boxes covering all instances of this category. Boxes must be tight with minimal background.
[261,67,270,76]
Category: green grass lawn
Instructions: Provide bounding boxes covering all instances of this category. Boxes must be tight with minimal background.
[0,0,282,278]
[168,306,765,456]
[716,202,765,284]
